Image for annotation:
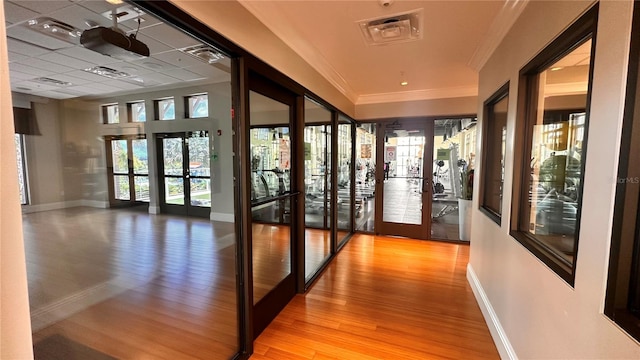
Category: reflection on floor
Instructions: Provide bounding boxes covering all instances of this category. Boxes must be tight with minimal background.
[431,196,460,241]
[25,207,238,359]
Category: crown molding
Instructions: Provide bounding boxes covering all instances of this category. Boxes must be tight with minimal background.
[468,0,529,72]
[237,0,359,103]
[356,86,478,105]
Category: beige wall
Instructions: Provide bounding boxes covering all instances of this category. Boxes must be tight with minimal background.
[470,0,640,358]
[0,2,34,358]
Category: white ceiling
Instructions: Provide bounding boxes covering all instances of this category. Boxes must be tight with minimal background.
[237,0,524,104]
[4,0,231,100]
[3,0,529,104]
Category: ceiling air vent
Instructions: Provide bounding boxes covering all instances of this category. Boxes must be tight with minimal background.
[179,44,225,64]
[357,8,423,46]
[34,77,72,86]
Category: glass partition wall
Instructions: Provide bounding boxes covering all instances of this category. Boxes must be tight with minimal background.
[7,1,240,358]
[355,123,376,232]
[337,116,354,246]
[304,98,332,280]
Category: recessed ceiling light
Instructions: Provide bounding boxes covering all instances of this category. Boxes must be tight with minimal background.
[84,66,131,79]
[550,67,563,71]
[105,0,123,5]
[400,80,408,86]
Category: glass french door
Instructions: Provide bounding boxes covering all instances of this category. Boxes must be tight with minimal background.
[376,120,433,239]
[156,131,211,218]
[248,77,297,339]
[105,135,149,207]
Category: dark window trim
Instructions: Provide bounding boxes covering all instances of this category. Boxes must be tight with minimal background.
[605,0,640,343]
[479,81,509,225]
[510,4,599,286]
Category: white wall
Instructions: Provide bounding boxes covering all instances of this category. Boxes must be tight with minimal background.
[469,0,640,358]
[0,2,34,358]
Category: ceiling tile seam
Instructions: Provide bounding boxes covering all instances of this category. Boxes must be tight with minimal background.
[468,0,529,72]
[237,0,358,103]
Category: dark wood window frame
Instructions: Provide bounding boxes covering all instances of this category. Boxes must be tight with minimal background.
[605,0,640,343]
[510,5,598,286]
[480,82,509,225]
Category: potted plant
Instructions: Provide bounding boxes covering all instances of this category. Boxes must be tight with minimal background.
[458,159,474,241]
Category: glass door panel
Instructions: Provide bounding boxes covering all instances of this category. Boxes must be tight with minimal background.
[337,117,353,245]
[377,120,433,239]
[248,86,296,338]
[303,98,332,281]
[158,133,210,217]
[105,135,149,207]
[355,123,376,232]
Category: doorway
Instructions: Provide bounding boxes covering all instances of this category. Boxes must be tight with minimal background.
[105,135,150,208]
[156,131,211,218]
[376,120,434,239]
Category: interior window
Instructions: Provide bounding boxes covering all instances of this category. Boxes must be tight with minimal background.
[511,6,597,285]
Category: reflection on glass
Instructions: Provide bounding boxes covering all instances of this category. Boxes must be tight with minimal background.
[304,98,332,280]
[482,94,508,218]
[14,134,27,204]
[249,90,292,305]
[188,132,210,177]
[526,40,591,264]
[103,104,119,124]
[130,101,146,122]
[337,118,352,242]
[252,201,291,304]
[190,179,211,207]
[163,138,183,176]
[355,123,375,232]
[383,129,424,225]
[158,98,175,120]
[114,175,130,200]
[112,140,128,174]
[188,94,209,118]
[134,176,149,202]
[132,139,148,174]
[165,177,185,205]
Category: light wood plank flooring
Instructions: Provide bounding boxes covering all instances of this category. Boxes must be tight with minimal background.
[251,234,499,360]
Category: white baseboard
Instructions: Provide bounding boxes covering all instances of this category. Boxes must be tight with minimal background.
[22,200,108,213]
[467,264,518,360]
[211,212,234,222]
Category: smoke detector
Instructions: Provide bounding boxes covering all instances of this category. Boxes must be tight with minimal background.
[357,8,423,46]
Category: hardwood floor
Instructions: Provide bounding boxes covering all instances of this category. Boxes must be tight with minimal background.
[251,234,499,360]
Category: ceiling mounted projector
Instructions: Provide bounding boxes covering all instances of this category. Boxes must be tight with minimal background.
[80,26,149,61]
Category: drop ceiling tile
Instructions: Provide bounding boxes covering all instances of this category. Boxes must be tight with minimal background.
[138,72,180,85]
[12,80,59,92]
[6,26,77,51]
[39,52,96,70]
[152,50,205,69]
[120,13,162,31]
[9,70,34,81]
[76,0,115,16]
[47,73,92,86]
[13,1,74,15]
[48,4,113,30]
[9,62,54,77]
[186,64,224,77]
[66,69,112,83]
[32,90,76,99]
[104,61,153,76]
[21,57,75,73]
[8,51,29,63]
[165,68,208,82]
[102,80,145,91]
[84,82,123,93]
[57,46,121,65]
[129,58,175,72]
[6,37,51,56]
[125,33,172,55]
[4,2,39,24]
[139,23,200,49]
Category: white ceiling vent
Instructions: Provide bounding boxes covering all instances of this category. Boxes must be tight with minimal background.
[357,8,423,46]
